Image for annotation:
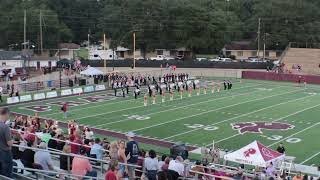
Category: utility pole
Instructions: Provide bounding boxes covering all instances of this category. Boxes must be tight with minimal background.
[257,18,261,59]
[23,10,27,50]
[103,33,106,71]
[39,10,43,54]
[263,33,266,61]
[133,32,136,69]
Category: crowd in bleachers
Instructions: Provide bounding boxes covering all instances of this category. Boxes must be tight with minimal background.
[0,107,319,180]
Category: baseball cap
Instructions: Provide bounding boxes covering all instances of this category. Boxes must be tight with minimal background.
[126,131,135,138]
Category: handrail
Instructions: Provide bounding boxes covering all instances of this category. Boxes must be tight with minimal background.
[12,144,141,168]
[189,170,234,180]
[11,128,111,153]
[13,166,104,180]
[0,175,14,180]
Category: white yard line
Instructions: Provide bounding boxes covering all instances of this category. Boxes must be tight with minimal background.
[94,90,258,127]
[300,151,320,164]
[74,84,261,121]
[210,99,320,145]
[132,88,303,132]
[164,94,315,141]
[44,81,249,116]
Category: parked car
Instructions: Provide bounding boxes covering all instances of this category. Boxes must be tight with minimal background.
[150,55,174,61]
[208,57,232,62]
[134,56,145,60]
[196,57,207,61]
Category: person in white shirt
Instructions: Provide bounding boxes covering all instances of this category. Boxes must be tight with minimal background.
[84,127,94,140]
[144,150,158,180]
[168,156,184,177]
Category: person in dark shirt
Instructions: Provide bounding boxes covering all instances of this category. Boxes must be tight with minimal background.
[223,80,227,90]
[21,141,35,168]
[56,135,66,151]
[48,131,57,150]
[60,144,73,171]
[125,132,139,179]
[276,143,285,154]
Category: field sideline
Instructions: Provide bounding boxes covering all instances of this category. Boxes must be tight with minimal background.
[9,79,320,166]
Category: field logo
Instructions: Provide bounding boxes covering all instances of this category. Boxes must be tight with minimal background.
[231,122,294,134]
[48,101,87,107]
[80,94,116,103]
[23,105,51,112]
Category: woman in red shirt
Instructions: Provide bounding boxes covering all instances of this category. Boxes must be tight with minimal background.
[105,160,119,180]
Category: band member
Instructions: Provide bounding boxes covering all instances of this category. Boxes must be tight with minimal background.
[188,85,192,97]
[0,87,3,103]
[217,82,221,92]
[180,86,184,99]
[223,80,227,90]
[144,95,148,106]
[134,87,140,99]
[152,92,156,104]
[170,90,174,101]
[122,88,125,97]
[162,91,165,103]
[212,82,215,94]
[203,86,207,95]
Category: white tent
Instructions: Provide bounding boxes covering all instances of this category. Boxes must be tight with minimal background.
[224,141,285,167]
[80,66,104,76]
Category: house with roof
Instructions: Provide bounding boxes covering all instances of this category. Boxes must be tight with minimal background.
[0,50,58,70]
[222,41,282,60]
[57,43,80,60]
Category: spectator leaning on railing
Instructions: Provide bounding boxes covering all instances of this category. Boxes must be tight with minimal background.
[0,107,13,178]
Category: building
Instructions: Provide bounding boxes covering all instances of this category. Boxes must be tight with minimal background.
[57,43,80,60]
[0,50,58,70]
[222,41,282,60]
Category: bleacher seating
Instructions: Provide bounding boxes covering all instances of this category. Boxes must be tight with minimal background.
[282,48,320,75]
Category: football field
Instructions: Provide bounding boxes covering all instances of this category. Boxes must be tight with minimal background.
[9,79,320,166]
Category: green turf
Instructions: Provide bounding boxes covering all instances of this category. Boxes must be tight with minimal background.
[8,79,320,166]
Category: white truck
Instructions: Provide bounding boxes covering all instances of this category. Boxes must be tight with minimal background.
[150,55,174,61]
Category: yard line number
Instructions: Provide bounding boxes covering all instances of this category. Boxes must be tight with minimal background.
[265,135,301,143]
[184,124,219,131]
[123,115,151,120]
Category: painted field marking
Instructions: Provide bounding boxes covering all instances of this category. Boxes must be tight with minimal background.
[212,101,320,144]
[268,118,320,147]
[94,86,263,127]
[163,93,314,141]
[132,88,303,132]
[301,151,320,164]
[77,84,262,122]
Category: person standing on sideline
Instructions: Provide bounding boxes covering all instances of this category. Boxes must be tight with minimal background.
[61,102,68,118]
[276,143,286,154]
[0,107,13,177]
[125,132,140,179]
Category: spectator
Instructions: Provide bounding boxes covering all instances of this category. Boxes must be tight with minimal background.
[21,141,35,168]
[117,140,128,177]
[47,131,57,150]
[168,156,185,178]
[109,141,119,161]
[144,149,158,180]
[162,157,170,171]
[190,160,205,179]
[72,147,97,178]
[125,132,139,178]
[90,138,104,160]
[70,132,82,154]
[277,143,286,154]
[56,134,66,151]
[158,155,167,172]
[266,162,276,177]
[34,142,54,171]
[60,144,73,171]
[0,107,13,178]
[136,149,146,178]
[84,127,94,140]
[293,172,303,180]
[83,139,91,157]
[105,160,119,180]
